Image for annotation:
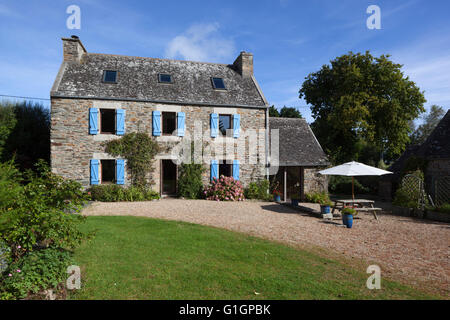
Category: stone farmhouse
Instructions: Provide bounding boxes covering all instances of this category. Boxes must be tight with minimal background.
[50,36,328,197]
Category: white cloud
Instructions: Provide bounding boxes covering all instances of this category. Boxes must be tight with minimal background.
[165,23,235,62]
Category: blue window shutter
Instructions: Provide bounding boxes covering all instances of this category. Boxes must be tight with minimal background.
[210,160,218,181]
[152,111,161,136]
[232,160,240,180]
[177,112,185,137]
[116,159,125,185]
[210,113,218,138]
[90,159,99,185]
[89,108,98,135]
[116,109,125,135]
[233,114,240,138]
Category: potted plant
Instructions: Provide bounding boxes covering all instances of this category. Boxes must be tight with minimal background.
[291,196,300,206]
[273,189,282,202]
[341,207,357,228]
[319,199,332,214]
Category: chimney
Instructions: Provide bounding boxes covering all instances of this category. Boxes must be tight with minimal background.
[233,51,253,78]
[62,35,86,62]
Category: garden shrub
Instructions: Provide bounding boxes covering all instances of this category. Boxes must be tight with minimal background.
[304,191,331,205]
[245,180,271,200]
[87,185,160,202]
[0,248,71,300]
[0,161,89,257]
[204,176,245,201]
[177,163,205,199]
[0,160,90,299]
[436,203,450,214]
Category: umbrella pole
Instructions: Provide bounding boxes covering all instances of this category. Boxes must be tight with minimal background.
[352,176,355,202]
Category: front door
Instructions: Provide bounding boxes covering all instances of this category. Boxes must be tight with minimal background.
[161,159,177,195]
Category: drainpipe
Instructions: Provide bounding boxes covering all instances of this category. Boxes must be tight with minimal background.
[284,167,287,202]
[265,106,269,179]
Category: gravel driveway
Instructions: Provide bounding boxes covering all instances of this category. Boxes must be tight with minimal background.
[83,199,449,296]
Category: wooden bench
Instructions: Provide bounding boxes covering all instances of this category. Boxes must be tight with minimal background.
[354,207,382,220]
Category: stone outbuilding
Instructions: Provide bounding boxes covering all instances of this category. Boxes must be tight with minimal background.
[268,118,329,201]
[379,110,450,204]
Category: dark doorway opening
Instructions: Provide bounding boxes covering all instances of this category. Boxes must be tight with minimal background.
[162,159,177,194]
[101,160,115,184]
[100,109,115,134]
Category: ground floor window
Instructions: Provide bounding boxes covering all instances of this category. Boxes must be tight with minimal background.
[219,160,233,178]
[101,159,115,184]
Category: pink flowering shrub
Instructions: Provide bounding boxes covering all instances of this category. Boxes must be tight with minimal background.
[204,176,245,201]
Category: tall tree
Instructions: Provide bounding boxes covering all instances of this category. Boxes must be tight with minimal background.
[409,105,445,145]
[279,106,302,118]
[299,51,426,164]
[269,105,280,117]
[2,101,50,169]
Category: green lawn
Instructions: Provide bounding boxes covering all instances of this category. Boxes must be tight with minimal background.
[70,216,436,299]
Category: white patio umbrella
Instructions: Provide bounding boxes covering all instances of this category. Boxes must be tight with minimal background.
[318,161,392,200]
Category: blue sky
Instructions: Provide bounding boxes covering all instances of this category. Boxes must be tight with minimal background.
[0,0,449,123]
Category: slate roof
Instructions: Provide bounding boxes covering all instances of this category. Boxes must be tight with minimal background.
[51,52,267,108]
[381,110,450,182]
[269,118,329,167]
[417,110,450,159]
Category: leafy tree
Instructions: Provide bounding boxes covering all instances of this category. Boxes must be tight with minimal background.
[0,104,17,159]
[409,105,445,145]
[279,106,302,118]
[2,101,50,170]
[300,51,426,164]
[269,105,280,117]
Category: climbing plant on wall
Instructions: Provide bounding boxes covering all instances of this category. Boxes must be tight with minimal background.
[104,133,159,187]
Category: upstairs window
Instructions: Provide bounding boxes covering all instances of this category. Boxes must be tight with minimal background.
[212,77,226,90]
[100,109,115,134]
[103,70,117,83]
[162,112,176,135]
[158,73,173,83]
[219,114,232,136]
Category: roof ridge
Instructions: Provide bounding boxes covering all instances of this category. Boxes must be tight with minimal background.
[87,52,231,67]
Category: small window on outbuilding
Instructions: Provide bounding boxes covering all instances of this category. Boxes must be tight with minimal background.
[158,73,173,83]
[100,109,115,134]
[101,160,115,184]
[162,112,176,135]
[212,77,226,90]
[103,70,118,83]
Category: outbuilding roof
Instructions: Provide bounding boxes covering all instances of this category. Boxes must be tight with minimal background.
[269,117,329,167]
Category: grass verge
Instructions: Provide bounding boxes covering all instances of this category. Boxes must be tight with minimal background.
[70,216,437,299]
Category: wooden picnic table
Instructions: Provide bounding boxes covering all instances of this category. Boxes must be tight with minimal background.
[331,199,381,221]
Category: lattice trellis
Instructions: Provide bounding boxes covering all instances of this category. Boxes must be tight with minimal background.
[401,174,426,209]
[435,176,450,206]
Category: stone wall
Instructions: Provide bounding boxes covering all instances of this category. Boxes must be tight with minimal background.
[50,98,267,192]
[303,167,328,195]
